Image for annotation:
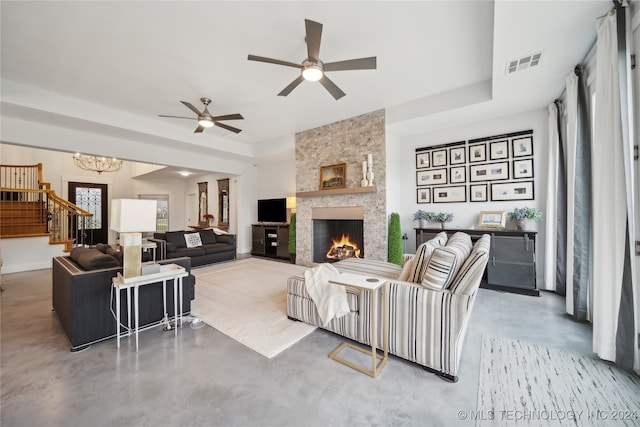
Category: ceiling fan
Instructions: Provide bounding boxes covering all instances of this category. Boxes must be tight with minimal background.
[248,19,376,100]
[159,98,244,133]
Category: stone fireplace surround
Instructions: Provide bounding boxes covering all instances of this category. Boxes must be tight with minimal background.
[312,207,364,263]
[295,110,387,266]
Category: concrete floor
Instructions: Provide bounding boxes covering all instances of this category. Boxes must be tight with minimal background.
[1,264,593,427]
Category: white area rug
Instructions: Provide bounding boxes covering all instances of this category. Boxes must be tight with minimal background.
[477,335,640,427]
[190,258,316,358]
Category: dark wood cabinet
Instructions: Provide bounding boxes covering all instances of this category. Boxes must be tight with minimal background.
[252,224,289,260]
[415,228,538,296]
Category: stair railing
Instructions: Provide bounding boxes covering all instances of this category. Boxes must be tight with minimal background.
[0,163,93,250]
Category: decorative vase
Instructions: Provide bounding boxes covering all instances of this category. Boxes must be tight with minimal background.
[361,178,369,187]
[207,218,214,226]
[516,218,533,231]
[367,171,375,186]
[419,219,427,228]
[439,222,446,230]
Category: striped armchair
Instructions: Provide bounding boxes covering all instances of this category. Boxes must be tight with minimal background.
[286,233,490,382]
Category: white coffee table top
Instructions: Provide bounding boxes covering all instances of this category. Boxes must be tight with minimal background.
[328,272,386,291]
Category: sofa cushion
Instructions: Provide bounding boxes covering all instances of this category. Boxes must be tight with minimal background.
[169,247,207,257]
[449,234,491,295]
[94,243,111,253]
[184,232,202,248]
[71,248,120,271]
[199,229,217,244]
[421,232,472,290]
[203,243,235,255]
[405,231,448,283]
[165,231,187,248]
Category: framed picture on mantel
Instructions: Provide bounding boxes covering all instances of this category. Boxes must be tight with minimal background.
[319,163,346,190]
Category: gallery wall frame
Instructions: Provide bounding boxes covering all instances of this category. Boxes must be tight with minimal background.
[432,149,447,167]
[433,185,466,203]
[513,158,534,179]
[416,152,430,169]
[489,140,509,160]
[468,143,487,163]
[450,166,466,184]
[470,183,488,202]
[416,188,431,204]
[491,180,534,201]
[449,146,466,165]
[512,136,533,157]
[417,168,447,186]
[469,161,509,182]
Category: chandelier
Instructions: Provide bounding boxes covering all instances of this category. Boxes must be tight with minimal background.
[72,153,123,174]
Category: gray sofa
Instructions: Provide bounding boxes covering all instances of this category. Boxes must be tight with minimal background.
[52,246,195,351]
[152,229,236,267]
[287,231,490,382]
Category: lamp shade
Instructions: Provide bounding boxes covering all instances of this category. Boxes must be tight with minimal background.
[110,199,157,232]
[286,197,297,210]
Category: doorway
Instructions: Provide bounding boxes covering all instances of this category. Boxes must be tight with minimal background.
[68,182,108,245]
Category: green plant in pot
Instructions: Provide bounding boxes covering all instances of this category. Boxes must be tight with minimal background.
[388,212,403,266]
[508,207,542,231]
[288,213,296,264]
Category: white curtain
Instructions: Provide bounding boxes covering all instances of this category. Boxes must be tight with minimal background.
[564,72,578,316]
[543,103,559,291]
[591,10,630,363]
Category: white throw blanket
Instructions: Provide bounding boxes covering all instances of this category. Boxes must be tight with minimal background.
[304,263,350,326]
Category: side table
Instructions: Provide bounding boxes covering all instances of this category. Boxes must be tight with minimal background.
[328,272,388,378]
[112,263,188,350]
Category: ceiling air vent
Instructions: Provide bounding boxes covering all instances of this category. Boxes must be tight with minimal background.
[506,52,542,74]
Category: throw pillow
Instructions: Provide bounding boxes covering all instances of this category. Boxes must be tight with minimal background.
[449,234,491,294]
[397,256,415,281]
[184,232,203,248]
[406,240,439,283]
[199,229,217,245]
[421,232,472,290]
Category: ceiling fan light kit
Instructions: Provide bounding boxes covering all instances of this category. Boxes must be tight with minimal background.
[248,18,377,100]
[159,97,244,134]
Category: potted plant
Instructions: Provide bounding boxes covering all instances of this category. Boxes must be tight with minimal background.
[388,213,403,266]
[288,213,296,264]
[508,207,543,231]
[434,212,454,230]
[413,210,429,228]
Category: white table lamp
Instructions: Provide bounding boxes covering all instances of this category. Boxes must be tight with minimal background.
[111,199,157,278]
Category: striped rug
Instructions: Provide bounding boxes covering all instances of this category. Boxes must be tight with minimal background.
[477,335,640,427]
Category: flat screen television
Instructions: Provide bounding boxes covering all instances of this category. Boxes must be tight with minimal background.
[257,198,287,223]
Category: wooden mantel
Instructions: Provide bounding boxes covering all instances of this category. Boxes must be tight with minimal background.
[296,186,376,198]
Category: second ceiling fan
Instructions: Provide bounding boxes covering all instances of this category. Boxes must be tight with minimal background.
[248,19,376,100]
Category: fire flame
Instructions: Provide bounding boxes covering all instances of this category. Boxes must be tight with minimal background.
[326,234,361,260]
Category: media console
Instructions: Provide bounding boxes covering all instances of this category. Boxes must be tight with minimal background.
[415,228,539,296]
[251,223,290,260]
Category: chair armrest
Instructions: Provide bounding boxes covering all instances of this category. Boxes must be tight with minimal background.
[216,234,236,246]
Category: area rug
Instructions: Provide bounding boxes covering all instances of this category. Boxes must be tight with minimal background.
[477,335,640,427]
[190,258,316,358]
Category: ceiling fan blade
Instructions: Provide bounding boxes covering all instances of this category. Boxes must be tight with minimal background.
[324,57,377,72]
[304,19,322,62]
[247,55,302,69]
[278,75,305,97]
[319,75,346,100]
[194,125,205,133]
[210,113,244,121]
[214,122,242,134]
[158,115,195,120]
[181,101,202,116]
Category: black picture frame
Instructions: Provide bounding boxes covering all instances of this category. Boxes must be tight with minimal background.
[513,158,534,179]
[489,140,509,160]
[449,166,466,184]
[416,168,447,186]
[432,149,447,167]
[415,152,430,169]
[449,146,466,165]
[469,161,509,182]
[432,185,467,203]
[416,188,431,204]
[470,184,488,202]
[490,181,535,201]
[512,136,533,157]
[468,143,487,163]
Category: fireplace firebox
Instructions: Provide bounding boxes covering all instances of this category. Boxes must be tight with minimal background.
[313,219,364,263]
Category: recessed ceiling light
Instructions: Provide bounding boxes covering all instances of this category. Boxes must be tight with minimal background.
[178,171,191,177]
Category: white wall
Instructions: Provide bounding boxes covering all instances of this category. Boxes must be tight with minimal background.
[388,108,548,287]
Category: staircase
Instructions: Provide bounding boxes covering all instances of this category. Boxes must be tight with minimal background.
[1,163,92,251]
